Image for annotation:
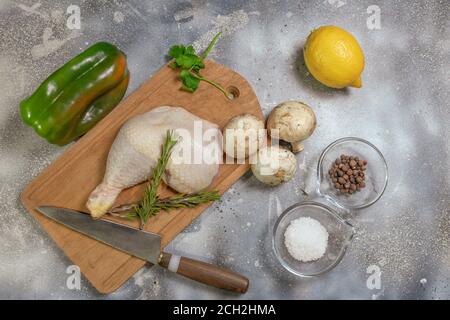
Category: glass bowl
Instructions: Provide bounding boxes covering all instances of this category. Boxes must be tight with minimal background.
[317,137,388,210]
[273,201,355,277]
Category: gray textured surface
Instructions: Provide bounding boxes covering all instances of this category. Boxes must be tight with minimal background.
[0,0,449,299]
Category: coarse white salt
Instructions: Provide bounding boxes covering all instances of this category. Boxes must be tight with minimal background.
[284,217,329,262]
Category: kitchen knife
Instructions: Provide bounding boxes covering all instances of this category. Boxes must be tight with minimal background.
[36,206,249,293]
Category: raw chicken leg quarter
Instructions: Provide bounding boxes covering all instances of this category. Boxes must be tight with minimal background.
[86,106,222,218]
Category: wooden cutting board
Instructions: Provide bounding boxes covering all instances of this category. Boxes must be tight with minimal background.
[20,60,262,294]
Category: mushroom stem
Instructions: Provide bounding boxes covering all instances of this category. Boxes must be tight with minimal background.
[291,141,304,153]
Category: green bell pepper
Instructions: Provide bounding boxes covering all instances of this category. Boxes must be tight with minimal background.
[20,42,130,146]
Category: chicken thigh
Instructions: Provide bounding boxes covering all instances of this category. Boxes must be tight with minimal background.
[86,106,221,218]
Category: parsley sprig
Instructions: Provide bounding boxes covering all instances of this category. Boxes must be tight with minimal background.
[168,32,231,98]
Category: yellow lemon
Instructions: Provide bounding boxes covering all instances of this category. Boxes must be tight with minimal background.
[304,26,365,89]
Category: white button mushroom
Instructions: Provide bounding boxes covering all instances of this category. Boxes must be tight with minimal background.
[223,114,265,160]
[267,101,316,153]
[251,145,297,186]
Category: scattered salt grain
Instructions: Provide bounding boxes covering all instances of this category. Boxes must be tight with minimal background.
[284,217,329,262]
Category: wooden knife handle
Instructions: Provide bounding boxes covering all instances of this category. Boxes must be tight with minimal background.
[159,251,249,293]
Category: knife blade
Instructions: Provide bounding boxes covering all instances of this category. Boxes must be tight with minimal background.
[37,206,162,264]
[36,206,249,293]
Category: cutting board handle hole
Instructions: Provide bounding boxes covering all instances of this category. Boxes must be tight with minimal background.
[226,86,240,100]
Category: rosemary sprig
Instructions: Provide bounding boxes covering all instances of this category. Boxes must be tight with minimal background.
[133,130,178,228]
[154,190,220,210]
[109,191,221,217]
[118,131,221,229]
